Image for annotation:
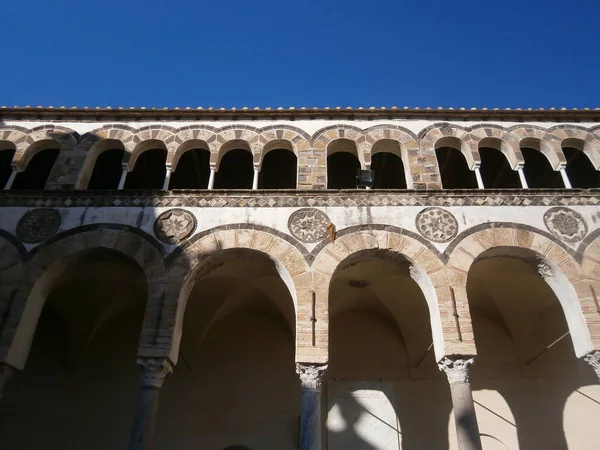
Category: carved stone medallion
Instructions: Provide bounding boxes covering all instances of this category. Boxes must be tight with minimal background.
[16,208,61,243]
[543,207,587,243]
[416,207,458,243]
[288,208,330,243]
[153,208,196,244]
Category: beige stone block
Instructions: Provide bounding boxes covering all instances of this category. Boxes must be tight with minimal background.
[448,246,475,273]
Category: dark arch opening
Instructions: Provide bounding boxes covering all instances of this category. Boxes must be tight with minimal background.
[435,147,477,189]
[214,149,253,189]
[521,148,563,188]
[479,147,521,188]
[563,147,600,188]
[0,148,16,189]
[258,149,297,189]
[88,149,125,189]
[371,152,407,189]
[12,148,60,190]
[170,149,211,189]
[327,152,360,189]
[124,149,167,190]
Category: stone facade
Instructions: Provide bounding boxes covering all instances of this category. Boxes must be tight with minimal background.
[1,108,600,450]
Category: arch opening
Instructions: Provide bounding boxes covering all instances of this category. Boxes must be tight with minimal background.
[158,249,298,449]
[88,148,125,189]
[12,145,60,190]
[327,152,360,189]
[435,146,477,189]
[479,147,521,188]
[521,147,563,188]
[0,248,148,449]
[170,148,210,189]
[258,149,297,189]
[214,148,253,189]
[327,249,449,449]
[0,146,16,188]
[562,146,600,188]
[124,148,167,190]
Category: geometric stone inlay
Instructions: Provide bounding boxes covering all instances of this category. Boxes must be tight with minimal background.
[16,208,61,243]
[543,206,587,243]
[415,207,459,243]
[153,208,197,244]
[288,208,330,243]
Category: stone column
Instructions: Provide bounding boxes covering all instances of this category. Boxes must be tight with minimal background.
[252,166,260,190]
[128,358,173,450]
[296,363,327,450]
[118,163,129,190]
[559,166,572,189]
[162,165,172,190]
[0,363,15,400]
[207,166,216,189]
[584,351,600,380]
[517,165,528,188]
[3,166,17,190]
[474,166,484,189]
[439,357,482,450]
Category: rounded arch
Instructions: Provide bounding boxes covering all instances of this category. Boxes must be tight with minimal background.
[170,139,211,172]
[0,226,166,369]
[312,228,450,361]
[75,138,126,189]
[152,227,309,364]
[548,125,600,169]
[214,139,254,170]
[258,124,310,164]
[128,137,170,170]
[419,123,478,168]
[312,125,366,162]
[446,225,594,357]
[0,126,34,156]
[214,125,261,166]
[172,125,220,168]
[508,125,564,169]
[468,125,523,168]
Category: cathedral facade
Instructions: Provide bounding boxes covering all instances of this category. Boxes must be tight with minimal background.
[0,106,599,450]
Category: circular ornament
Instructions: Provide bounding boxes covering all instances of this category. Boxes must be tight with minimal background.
[153,209,196,244]
[543,207,587,243]
[288,208,330,243]
[416,207,459,243]
[16,208,62,244]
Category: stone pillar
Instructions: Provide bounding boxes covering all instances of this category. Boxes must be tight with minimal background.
[517,165,528,188]
[3,166,17,190]
[474,166,484,189]
[559,167,572,189]
[162,165,172,190]
[439,357,482,450]
[584,351,600,380]
[0,363,15,400]
[252,166,260,190]
[118,163,129,190]
[128,358,173,450]
[296,363,327,450]
[207,166,216,189]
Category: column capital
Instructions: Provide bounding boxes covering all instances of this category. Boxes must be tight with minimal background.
[584,351,600,380]
[438,356,474,384]
[296,363,327,391]
[137,358,173,389]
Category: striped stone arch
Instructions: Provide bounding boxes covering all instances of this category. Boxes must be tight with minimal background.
[146,226,310,364]
[506,125,565,169]
[128,125,179,170]
[466,124,523,169]
[256,125,311,166]
[547,125,600,169]
[169,125,219,170]
[0,126,34,156]
[75,125,139,189]
[13,125,79,170]
[213,125,262,167]
[419,122,479,169]
[0,225,166,370]
[312,124,366,168]
[446,224,595,357]
[311,227,457,362]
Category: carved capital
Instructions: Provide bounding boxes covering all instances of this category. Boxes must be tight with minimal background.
[584,351,600,380]
[137,358,173,389]
[438,356,474,384]
[296,363,327,391]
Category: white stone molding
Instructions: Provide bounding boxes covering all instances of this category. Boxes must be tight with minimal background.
[138,358,173,389]
[438,357,474,384]
[584,351,600,380]
[296,363,327,391]
[537,261,554,279]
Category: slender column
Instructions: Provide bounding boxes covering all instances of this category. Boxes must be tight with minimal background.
[297,363,327,450]
[0,363,15,400]
[584,351,600,381]
[252,166,260,190]
[128,358,173,450]
[517,166,528,188]
[3,166,17,190]
[162,165,172,190]
[559,167,572,189]
[118,163,129,190]
[207,166,216,189]
[474,167,484,189]
[439,357,482,450]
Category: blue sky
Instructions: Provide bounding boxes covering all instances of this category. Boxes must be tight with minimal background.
[2,0,599,109]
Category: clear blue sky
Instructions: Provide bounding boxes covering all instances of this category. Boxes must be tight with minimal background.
[2,0,599,109]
